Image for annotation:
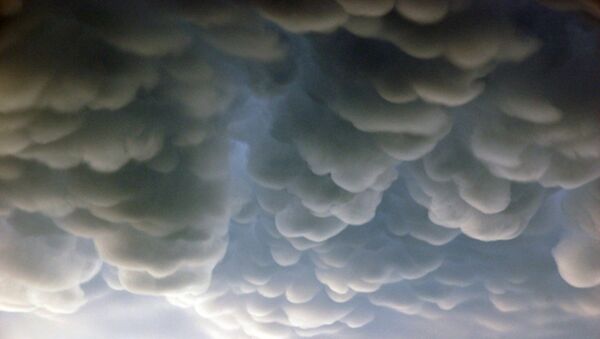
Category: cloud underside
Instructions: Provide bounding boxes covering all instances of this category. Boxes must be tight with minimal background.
[0,0,599,338]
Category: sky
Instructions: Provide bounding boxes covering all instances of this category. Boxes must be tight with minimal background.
[0,0,599,338]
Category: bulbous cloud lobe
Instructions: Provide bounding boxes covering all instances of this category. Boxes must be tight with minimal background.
[0,0,599,338]
[0,0,254,310]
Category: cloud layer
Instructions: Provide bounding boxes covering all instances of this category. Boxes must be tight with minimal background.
[0,0,599,338]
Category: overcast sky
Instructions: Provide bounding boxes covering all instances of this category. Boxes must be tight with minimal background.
[0,0,599,338]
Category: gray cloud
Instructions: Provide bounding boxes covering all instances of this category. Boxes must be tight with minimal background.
[0,0,599,338]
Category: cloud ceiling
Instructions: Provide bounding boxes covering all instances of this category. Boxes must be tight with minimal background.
[0,0,599,338]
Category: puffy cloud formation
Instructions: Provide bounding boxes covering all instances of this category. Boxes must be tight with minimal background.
[0,212,100,314]
[0,0,244,310]
[1,0,600,338]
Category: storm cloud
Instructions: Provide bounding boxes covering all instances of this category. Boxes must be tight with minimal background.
[0,0,599,338]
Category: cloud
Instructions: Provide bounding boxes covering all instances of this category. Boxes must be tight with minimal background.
[0,0,238,308]
[253,0,349,33]
[0,0,599,338]
[0,212,100,314]
[553,231,600,288]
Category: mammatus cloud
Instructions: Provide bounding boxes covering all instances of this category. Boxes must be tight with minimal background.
[0,0,599,338]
